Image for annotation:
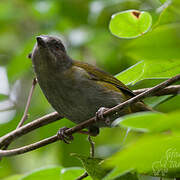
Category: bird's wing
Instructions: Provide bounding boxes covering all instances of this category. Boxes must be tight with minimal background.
[74,61,135,97]
[74,61,153,112]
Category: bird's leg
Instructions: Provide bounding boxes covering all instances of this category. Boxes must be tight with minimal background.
[88,135,95,158]
[96,107,111,125]
[57,127,74,144]
[78,125,100,136]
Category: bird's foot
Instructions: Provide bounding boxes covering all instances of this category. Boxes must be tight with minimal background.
[57,127,74,144]
[78,125,99,137]
[95,107,111,125]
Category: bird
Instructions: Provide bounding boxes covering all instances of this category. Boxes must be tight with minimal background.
[29,35,151,143]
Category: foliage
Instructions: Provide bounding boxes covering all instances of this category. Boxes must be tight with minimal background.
[109,10,152,38]
[0,0,180,179]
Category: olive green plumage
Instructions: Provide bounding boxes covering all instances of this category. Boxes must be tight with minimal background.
[30,35,151,135]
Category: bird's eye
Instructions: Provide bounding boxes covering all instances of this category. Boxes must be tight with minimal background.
[54,44,59,50]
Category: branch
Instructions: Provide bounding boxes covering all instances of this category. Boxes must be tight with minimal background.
[0,135,58,156]
[0,74,180,157]
[0,112,62,148]
[17,78,38,128]
[103,74,180,117]
[65,74,180,135]
[1,78,38,152]
[133,85,180,96]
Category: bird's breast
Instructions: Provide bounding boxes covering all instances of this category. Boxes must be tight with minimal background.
[37,67,126,125]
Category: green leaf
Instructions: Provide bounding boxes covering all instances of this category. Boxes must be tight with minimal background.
[3,175,22,180]
[124,24,180,61]
[115,61,144,85]
[60,167,91,180]
[103,134,180,178]
[103,170,139,180]
[156,0,180,26]
[140,59,180,77]
[144,95,173,108]
[157,95,180,112]
[21,166,62,180]
[109,10,152,39]
[115,110,180,133]
[129,78,168,90]
[72,153,111,180]
[114,112,166,133]
[116,60,180,85]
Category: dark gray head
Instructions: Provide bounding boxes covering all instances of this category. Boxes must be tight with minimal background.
[30,35,72,71]
[36,35,66,53]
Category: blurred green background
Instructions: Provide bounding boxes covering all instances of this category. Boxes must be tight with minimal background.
[0,0,180,179]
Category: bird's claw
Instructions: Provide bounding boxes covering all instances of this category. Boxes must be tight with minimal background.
[95,107,111,125]
[57,127,74,144]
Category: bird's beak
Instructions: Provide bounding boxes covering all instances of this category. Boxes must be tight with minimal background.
[36,36,47,48]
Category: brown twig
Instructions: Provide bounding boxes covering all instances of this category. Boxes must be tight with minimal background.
[1,78,38,152]
[17,78,38,128]
[0,85,176,150]
[103,74,180,118]
[0,74,179,157]
[0,135,58,156]
[133,85,180,96]
[0,112,62,148]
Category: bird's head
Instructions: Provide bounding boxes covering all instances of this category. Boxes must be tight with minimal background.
[30,35,72,71]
